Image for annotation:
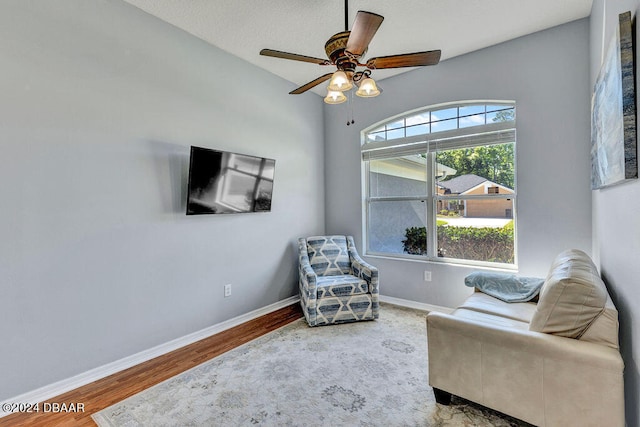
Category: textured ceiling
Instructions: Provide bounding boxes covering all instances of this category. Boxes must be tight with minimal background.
[122,0,593,95]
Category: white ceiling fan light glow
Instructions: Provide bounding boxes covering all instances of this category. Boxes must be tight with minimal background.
[327,71,353,92]
[324,90,347,104]
[355,77,380,97]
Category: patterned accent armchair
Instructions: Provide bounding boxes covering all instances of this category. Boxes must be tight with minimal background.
[298,235,379,326]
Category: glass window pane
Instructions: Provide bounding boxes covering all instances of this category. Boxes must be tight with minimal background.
[431,107,457,121]
[487,107,515,123]
[459,114,486,128]
[485,111,499,123]
[386,119,404,130]
[386,128,405,140]
[369,155,428,197]
[486,104,509,113]
[431,117,457,133]
[436,199,514,263]
[369,200,428,255]
[367,131,386,142]
[406,123,429,137]
[406,112,430,126]
[435,143,515,191]
[459,105,485,117]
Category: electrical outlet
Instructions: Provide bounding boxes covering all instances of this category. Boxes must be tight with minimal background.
[424,271,432,282]
[224,284,232,297]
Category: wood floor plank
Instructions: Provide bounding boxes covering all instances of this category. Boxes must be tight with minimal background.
[0,303,303,426]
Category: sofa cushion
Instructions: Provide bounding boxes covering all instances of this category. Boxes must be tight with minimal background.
[452,307,531,331]
[529,249,607,338]
[458,292,537,323]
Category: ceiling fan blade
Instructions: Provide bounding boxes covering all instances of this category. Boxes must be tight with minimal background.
[289,73,333,94]
[346,11,384,57]
[367,50,442,69]
[260,49,330,65]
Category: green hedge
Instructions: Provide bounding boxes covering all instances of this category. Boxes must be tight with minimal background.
[402,222,514,263]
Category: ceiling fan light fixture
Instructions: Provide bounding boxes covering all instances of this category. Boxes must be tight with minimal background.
[324,90,347,104]
[327,70,353,92]
[355,77,380,97]
[259,7,441,106]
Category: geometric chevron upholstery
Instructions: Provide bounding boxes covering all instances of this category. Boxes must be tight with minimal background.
[298,235,379,326]
[306,236,352,276]
[316,275,368,298]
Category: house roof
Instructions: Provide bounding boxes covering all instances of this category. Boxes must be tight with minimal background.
[437,174,488,194]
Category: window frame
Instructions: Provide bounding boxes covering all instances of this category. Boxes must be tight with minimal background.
[361,101,517,269]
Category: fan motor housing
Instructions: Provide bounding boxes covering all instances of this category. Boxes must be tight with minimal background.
[325,31,361,73]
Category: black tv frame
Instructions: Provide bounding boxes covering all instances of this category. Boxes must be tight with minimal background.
[186,146,275,215]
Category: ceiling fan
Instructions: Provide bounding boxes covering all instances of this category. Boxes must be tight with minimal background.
[259,0,441,103]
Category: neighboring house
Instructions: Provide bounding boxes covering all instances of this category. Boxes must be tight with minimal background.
[436,174,514,218]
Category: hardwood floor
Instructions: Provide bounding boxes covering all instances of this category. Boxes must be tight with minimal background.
[0,303,303,426]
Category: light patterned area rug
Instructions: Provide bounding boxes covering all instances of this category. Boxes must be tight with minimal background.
[93,304,530,426]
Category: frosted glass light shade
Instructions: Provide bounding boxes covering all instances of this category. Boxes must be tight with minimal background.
[327,71,353,92]
[324,90,347,104]
[355,78,380,97]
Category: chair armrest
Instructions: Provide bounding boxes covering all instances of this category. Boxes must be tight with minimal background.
[346,237,379,294]
[298,238,317,294]
[351,256,379,290]
[299,263,317,291]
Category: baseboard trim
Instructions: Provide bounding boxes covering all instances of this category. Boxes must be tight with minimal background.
[2,294,449,417]
[0,296,300,418]
[380,295,454,314]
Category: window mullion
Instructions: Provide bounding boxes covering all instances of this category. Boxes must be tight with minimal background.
[369,196,428,202]
[426,151,436,259]
[436,194,516,201]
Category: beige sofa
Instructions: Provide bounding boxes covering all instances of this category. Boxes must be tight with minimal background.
[426,249,625,426]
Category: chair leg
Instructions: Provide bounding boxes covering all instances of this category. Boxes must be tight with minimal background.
[433,388,452,405]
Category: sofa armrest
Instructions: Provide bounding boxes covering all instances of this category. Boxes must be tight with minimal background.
[427,312,623,369]
[426,311,624,427]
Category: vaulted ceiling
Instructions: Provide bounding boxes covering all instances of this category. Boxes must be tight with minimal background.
[123,0,593,95]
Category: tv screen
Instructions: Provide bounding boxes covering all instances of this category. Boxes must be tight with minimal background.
[186,146,275,215]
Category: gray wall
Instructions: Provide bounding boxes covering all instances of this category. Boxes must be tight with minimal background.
[0,0,324,400]
[590,1,640,425]
[325,19,592,307]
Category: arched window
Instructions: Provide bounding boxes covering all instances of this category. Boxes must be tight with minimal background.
[361,101,517,267]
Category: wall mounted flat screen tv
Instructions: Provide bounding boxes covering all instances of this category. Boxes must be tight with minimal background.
[186,146,275,215]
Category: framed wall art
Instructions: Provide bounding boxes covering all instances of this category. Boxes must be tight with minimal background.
[591,11,638,189]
